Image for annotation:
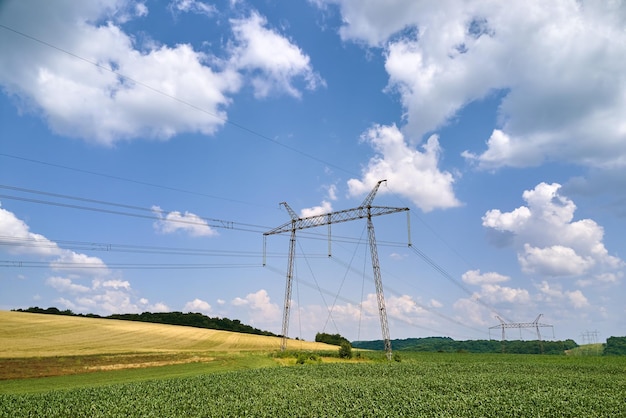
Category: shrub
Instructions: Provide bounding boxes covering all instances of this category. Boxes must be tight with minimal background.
[338,342,352,359]
[295,352,321,365]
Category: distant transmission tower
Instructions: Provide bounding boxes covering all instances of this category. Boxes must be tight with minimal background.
[489,314,554,352]
[580,330,599,345]
[264,180,409,360]
[580,330,601,355]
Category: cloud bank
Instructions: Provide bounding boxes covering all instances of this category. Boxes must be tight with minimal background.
[0,1,322,145]
[317,0,626,170]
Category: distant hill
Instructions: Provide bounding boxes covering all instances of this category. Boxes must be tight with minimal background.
[352,336,578,354]
[13,306,277,337]
[0,310,334,359]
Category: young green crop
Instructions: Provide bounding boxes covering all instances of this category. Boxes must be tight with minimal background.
[1,354,625,417]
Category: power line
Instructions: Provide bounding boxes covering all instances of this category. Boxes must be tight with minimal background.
[0,24,535,341]
[0,23,494,280]
[328,255,489,337]
[0,153,263,208]
[0,260,261,270]
[408,245,512,323]
[0,185,417,243]
[0,184,268,233]
[0,192,243,231]
[0,24,353,176]
[264,264,476,340]
[0,185,508,334]
[0,21,493,308]
[0,235,311,259]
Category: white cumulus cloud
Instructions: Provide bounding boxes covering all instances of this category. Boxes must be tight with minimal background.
[316,0,626,170]
[347,124,460,212]
[0,201,165,315]
[231,289,280,322]
[152,205,218,237]
[184,298,212,313]
[229,12,325,98]
[462,269,510,285]
[519,244,594,277]
[169,0,216,17]
[0,203,60,256]
[300,200,333,218]
[483,182,623,279]
[0,2,322,145]
[536,280,590,310]
[46,277,91,294]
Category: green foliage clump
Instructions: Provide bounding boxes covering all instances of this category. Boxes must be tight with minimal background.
[338,341,352,359]
[604,336,626,355]
[14,306,75,316]
[295,352,321,365]
[315,332,350,347]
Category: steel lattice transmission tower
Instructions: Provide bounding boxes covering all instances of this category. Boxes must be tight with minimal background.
[489,314,554,353]
[489,314,554,341]
[264,180,409,360]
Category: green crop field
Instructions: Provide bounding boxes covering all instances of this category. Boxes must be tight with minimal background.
[2,311,626,417]
[2,354,625,417]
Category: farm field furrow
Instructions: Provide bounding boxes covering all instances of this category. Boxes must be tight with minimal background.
[2,354,625,417]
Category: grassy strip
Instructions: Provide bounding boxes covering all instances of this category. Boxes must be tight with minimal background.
[0,352,278,394]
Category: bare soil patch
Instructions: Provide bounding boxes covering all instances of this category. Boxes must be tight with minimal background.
[0,353,215,380]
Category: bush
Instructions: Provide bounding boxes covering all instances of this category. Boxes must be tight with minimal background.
[338,342,352,359]
[295,352,321,365]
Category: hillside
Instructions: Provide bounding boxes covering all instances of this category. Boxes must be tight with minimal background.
[0,310,334,358]
[13,307,277,337]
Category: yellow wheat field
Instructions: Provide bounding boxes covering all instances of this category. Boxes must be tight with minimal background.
[0,311,335,358]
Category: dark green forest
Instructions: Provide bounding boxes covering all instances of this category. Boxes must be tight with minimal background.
[353,336,579,355]
[604,336,626,355]
[13,307,277,337]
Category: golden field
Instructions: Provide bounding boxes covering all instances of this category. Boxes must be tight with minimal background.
[0,310,335,357]
[0,310,339,380]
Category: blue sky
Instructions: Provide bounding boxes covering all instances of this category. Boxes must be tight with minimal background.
[1,0,625,344]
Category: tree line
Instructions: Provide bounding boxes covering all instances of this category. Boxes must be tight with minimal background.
[352,336,580,354]
[604,336,626,355]
[13,307,277,337]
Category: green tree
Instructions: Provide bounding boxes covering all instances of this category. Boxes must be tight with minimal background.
[315,332,350,346]
[604,336,626,355]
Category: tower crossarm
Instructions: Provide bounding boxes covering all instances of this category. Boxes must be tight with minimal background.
[280,202,299,221]
[490,321,553,329]
[264,206,409,236]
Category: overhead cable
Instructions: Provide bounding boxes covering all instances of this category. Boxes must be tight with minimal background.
[0,184,268,233]
[0,24,353,176]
